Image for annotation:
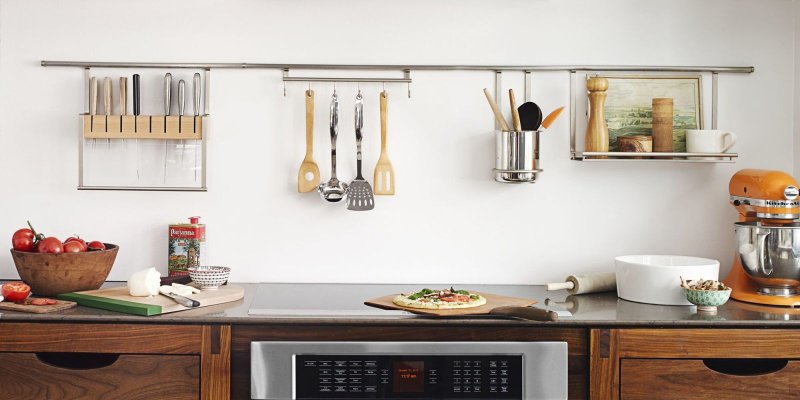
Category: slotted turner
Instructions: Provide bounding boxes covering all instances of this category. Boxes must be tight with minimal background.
[347,92,374,211]
[373,91,395,195]
[297,89,321,192]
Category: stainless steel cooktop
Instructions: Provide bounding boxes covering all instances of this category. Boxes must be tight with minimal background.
[248,283,570,317]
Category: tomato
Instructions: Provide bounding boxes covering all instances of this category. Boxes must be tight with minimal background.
[12,229,35,252]
[2,282,31,302]
[87,241,106,251]
[63,241,85,253]
[45,299,57,305]
[31,298,47,306]
[64,237,87,251]
[36,237,63,254]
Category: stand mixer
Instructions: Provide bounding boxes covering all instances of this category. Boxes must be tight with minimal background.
[724,169,800,306]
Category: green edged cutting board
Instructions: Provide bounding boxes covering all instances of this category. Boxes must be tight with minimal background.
[58,284,244,316]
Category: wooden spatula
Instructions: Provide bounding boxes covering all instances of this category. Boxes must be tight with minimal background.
[297,89,321,192]
[374,91,395,195]
[541,106,565,129]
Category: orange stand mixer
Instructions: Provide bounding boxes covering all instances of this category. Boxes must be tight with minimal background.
[724,169,800,306]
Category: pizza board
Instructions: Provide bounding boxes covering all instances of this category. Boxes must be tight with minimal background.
[365,291,538,317]
[58,284,244,316]
[0,299,77,314]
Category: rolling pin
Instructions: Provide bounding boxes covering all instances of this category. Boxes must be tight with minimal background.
[546,272,616,295]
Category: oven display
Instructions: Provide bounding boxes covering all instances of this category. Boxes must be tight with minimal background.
[294,354,523,399]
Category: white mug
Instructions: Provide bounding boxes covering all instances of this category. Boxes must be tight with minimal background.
[686,129,737,153]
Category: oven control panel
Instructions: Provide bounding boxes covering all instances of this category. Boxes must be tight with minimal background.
[295,355,523,399]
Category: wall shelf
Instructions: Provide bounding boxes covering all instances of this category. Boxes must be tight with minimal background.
[574,151,738,163]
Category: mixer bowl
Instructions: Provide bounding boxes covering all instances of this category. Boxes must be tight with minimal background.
[735,222,800,294]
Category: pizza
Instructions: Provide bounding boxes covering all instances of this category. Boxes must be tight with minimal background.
[392,287,487,310]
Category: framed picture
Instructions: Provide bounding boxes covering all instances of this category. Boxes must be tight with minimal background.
[600,75,703,152]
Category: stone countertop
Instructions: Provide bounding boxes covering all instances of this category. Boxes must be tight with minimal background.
[2,282,800,327]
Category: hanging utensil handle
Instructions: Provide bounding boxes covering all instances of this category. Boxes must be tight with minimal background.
[355,92,364,180]
[132,74,140,116]
[163,73,172,115]
[178,80,185,116]
[329,93,339,179]
[380,91,388,152]
[193,73,201,116]
[509,89,521,131]
[305,90,314,157]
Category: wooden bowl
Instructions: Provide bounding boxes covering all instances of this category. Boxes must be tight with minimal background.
[10,244,118,296]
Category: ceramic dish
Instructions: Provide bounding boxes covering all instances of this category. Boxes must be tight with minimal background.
[615,255,720,305]
[188,266,230,290]
[684,287,731,313]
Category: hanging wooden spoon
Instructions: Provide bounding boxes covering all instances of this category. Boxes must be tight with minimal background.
[297,89,321,192]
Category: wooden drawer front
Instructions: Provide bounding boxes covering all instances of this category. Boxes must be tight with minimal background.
[621,359,800,399]
[0,353,200,399]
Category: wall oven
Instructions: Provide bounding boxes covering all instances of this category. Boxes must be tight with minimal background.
[251,341,567,399]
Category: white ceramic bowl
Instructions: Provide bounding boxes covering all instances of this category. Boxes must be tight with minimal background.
[188,266,230,290]
[615,255,719,305]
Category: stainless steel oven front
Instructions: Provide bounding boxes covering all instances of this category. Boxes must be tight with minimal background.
[251,341,568,400]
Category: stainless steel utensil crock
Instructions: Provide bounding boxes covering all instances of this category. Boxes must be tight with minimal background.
[494,130,541,183]
[735,222,800,295]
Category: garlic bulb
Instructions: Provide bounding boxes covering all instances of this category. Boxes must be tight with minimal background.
[127,267,161,297]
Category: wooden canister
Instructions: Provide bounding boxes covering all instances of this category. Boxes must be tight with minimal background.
[617,135,652,158]
[652,98,673,152]
[585,77,609,156]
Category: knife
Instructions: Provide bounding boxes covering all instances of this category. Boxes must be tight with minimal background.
[159,289,200,308]
[132,74,141,180]
[89,76,97,147]
[103,77,112,145]
[178,79,185,165]
[163,73,172,182]
[488,306,559,321]
[193,73,201,181]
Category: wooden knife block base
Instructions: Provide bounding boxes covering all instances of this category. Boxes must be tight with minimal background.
[82,114,204,140]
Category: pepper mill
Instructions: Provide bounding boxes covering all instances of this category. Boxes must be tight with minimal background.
[652,98,674,152]
[585,76,609,156]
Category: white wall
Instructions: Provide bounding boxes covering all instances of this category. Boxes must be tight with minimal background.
[0,0,795,284]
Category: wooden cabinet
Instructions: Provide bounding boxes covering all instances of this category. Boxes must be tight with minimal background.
[0,322,230,400]
[591,328,800,400]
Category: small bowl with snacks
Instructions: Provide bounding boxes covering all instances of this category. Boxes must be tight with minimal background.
[188,266,230,290]
[680,277,732,313]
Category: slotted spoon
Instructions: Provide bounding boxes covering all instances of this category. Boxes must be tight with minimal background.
[347,92,374,211]
[373,91,395,195]
[297,89,321,192]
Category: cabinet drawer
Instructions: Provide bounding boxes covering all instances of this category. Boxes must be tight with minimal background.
[621,358,800,400]
[0,352,200,399]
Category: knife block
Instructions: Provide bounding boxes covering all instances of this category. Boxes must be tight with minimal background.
[82,114,204,140]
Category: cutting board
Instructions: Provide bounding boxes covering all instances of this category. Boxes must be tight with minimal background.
[58,284,244,316]
[365,291,537,316]
[0,299,77,314]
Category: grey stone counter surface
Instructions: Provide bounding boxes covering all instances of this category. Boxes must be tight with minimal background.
[1,282,800,327]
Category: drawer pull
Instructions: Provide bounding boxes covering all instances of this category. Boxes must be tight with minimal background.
[35,352,120,370]
[703,358,788,376]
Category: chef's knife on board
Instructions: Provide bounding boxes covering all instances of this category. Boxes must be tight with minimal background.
[159,290,200,308]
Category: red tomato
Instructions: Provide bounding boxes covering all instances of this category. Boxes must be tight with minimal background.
[63,241,85,253]
[2,282,31,302]
[64,237,87,251]
[36,237,63,254]
[87,241,106,251]
[45,299,57,305]
[31,298,47,306]
[12,228,35,252]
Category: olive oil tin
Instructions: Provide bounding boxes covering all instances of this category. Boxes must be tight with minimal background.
[168,216,206,277]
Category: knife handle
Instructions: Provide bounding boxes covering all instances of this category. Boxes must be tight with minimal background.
[119,77,128,115]
[132,74,140,116]
[489,306,558,322]
[193,73,201,116]
[89,77,97,115]
[164,73,172,115]
[103,77,111,116]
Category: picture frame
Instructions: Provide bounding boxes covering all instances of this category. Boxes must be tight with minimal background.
[599,75,703,152]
